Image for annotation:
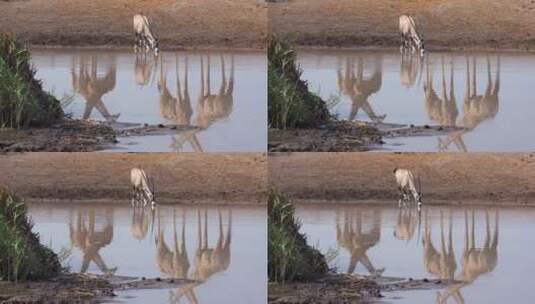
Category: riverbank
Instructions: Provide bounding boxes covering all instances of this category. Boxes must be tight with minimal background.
[269,0,535,51]
[0,0,266,50]
[269,153,535,205]
[0,153,267,204]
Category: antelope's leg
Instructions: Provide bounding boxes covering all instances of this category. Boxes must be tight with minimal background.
[398,186,404,207]
[131,186,136,207]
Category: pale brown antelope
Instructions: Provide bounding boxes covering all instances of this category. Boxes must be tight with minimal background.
[130,168,156,207]
[69,208,117,276]
[393,168,422,209]
[460,56,500,130]
[336,56,386,123]
[133,14,159,54]
[194,54,234,129]
[435,209,499,304]
[399,15,425,56]
[336,209,384,276]
[157,55,203,152]
[153,209,199,304]
[422,210,457,282]
[438,55,500,152]
[192,209,232,282]
[71,56,120,122]
[424,56,458,127]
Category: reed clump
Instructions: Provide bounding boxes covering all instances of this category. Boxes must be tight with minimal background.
[268,189,329,282]
[268,36,331,129]
[0,186,61,281]
[0,33,63,128]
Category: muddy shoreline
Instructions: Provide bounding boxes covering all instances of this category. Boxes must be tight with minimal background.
[0,119,117,152]
[269,153,535,205]
[0,273,202,304]
[268,274,451,304]
[268,121,462,152]
[0,153,267,204]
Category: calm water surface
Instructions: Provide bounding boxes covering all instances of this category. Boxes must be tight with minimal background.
[296,204,535,303]
[299,51,535,152]
[31,49,266,152]
[28,203,266,304]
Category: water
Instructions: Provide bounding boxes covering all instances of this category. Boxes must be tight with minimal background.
[28,203,266,304]
[298,51,535,152]
[31,49,267,152]
[296,204,535,304]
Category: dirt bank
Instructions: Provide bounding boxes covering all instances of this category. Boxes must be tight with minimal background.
[0,153,267,204]
[268,121,462,152]
[0,0,266,49]
[268,274,449,304]
[0,273,113,304]
[269,153,535,205]
[0,119,117,152]
[269,0,535,50]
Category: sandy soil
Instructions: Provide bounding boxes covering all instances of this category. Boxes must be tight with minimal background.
[0,153,267,204]
[0,0,266,49]
[269,0,535,50]
[269,153,535,205]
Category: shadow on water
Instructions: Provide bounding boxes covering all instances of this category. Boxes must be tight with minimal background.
[32,49,266,152]
[295,205,519,304]
[298,51,530,152]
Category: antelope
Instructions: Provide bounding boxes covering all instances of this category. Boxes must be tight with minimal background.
[336,208,384,276]
[437,55,500,152]
[399,15,425,56]
[422,210,457,282]
[130,168,156,207]
[337,56,386,123]
[424,56,458,127]
[157,55,203,152]
[71,56,120,123]
[192,209,232,281]
[393,168,422,209]
[194,55,234,129]
[435,209,499,304]
[133,14,160,54]
[69,207,117,276]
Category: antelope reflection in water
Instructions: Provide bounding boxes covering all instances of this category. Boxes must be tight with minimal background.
[134,52,157,86]
[337,56,386,123]
[194,54,235,129]
[394,206,420,242]
[69,207,117,276]
[336,209,384,276]
[71,56,120,122]
[131,206,156,241]
[421,209,499,304]
[424,55,500,152]
[158,55,202,152]
[155,208,232,304]
[400,53,424,88]
[157,54,235,152]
